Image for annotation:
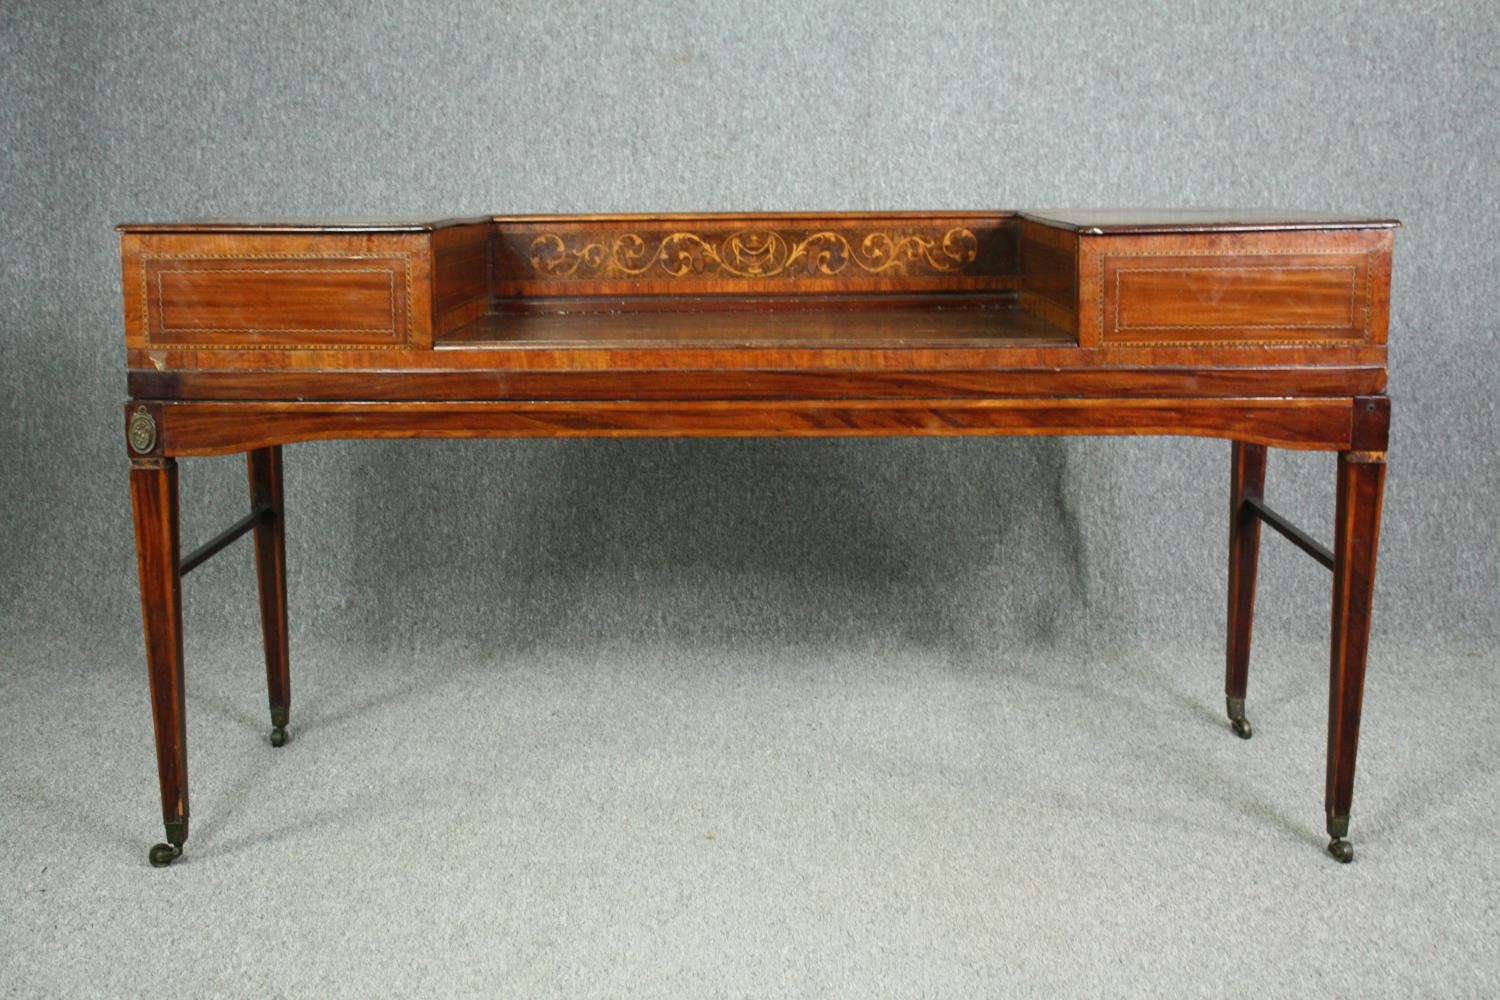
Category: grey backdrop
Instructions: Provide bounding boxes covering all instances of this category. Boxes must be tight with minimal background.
[2,1,1496,651]
[2,2,1499,995]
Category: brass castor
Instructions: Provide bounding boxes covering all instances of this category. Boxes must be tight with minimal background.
[148,842,182,867]
[1327,838,1354,863]
[270,725,290,748]
[1226,697,1252,740]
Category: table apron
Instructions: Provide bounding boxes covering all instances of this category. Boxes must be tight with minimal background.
[125,397,1361,457]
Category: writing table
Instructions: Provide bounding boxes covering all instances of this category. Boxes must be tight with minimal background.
[118,210,1397,866]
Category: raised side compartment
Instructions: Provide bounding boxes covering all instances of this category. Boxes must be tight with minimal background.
[119,226,464,352]
[1018,211,1396,350]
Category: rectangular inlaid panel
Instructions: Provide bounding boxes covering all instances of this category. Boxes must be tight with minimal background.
[1099,250,1373,345]
[142,256,411,348]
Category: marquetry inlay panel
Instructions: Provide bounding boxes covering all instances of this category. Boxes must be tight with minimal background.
[492,217,1017,297]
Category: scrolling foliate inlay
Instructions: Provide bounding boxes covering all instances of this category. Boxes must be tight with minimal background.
[527,228,981,280]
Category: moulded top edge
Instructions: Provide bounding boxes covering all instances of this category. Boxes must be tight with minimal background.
[1020,209,1401,235]
[115,217,492,234]
[118,212,1019,233]
[487,210,1019,224]
[116,209,1402,235]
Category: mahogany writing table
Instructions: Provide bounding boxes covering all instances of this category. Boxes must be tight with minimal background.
[117,210,1397,866]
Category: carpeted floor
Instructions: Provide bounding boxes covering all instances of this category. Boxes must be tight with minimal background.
[2,622,1495,998]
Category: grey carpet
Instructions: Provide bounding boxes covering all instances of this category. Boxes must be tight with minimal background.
[2,619,1497,998]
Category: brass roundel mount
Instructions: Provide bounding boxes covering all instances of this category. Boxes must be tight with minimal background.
[128,406,158,455]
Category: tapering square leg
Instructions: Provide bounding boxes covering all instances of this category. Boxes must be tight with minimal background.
[248,447,291,748]
[1226,441,1267,739]
[131,457,189,867]
[1324,397,1388,863]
